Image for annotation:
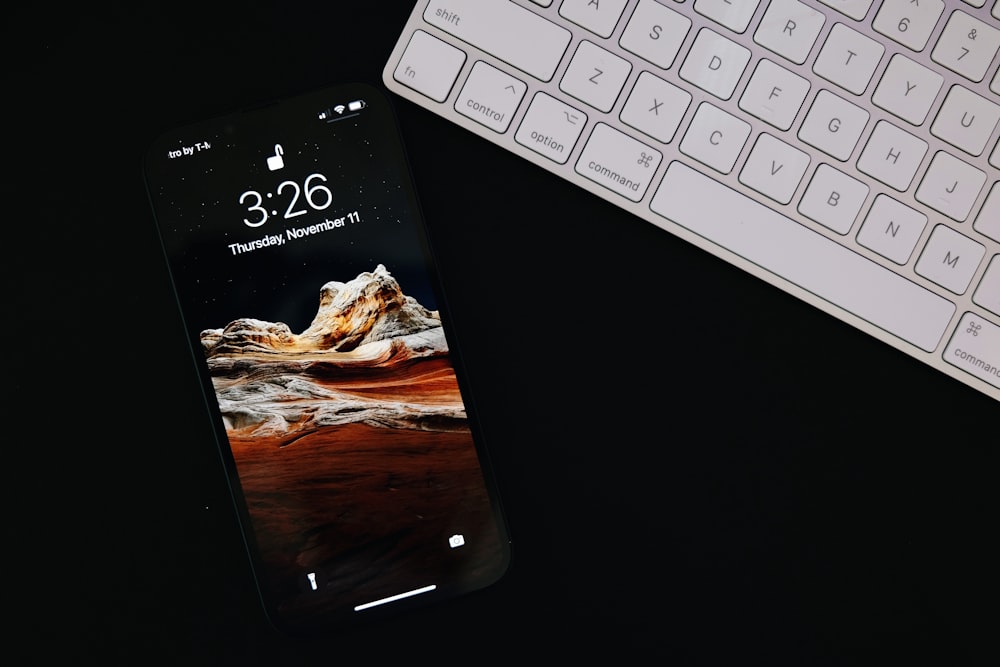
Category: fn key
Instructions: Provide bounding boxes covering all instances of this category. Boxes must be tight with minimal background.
[393,30,466,103]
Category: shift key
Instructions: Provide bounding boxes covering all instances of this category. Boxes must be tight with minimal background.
[424,0,571,81]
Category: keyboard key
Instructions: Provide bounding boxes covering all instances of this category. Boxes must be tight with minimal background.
[944,313,1000,389]
[560,40,632,112]
[915,224,986,295]
[754,0,826,64]
[694,0,761,33]
[812,22,885,95]
[857,120,928,191]
[455,61,527,133]
[931,10,1000,82]
[739,133,811,204]
[738,58,811,131]
[815,0,875,21]
[575,123,662,202]
[650,161,955,353]
[423,0,571,81]
[973,256,1000,317]
[620,71,692,143]
[679,28,751,100]
[974,182,1000,243]
[560,0,629,38]
[856,194,927,264]
[914,151,987,222]
[798,163,870,234]
[393,30,467,103]
[871,53,944,125]
[679,102,752,174]
[872,0,944,52]
[514,92,588,164]
[930,85,1000,157]
[619,0,691,69]
[798,89,870,161]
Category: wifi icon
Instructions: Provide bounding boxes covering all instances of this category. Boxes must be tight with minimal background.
[334,104,346,115]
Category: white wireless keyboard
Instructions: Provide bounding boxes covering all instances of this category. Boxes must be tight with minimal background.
[382,0,1000,402]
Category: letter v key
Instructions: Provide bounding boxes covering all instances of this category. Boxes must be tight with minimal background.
[739,133,810,205]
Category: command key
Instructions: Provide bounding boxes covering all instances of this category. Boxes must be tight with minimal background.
[943,313,1000,389]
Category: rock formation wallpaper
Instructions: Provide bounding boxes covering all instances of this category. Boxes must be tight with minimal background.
[202,265,505,624]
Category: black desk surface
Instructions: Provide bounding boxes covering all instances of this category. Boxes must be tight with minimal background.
[8,4,997,665]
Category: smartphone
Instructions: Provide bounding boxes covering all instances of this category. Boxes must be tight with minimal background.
[143,82,510,635]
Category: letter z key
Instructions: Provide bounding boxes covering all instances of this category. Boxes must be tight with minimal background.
[560,40,633,112]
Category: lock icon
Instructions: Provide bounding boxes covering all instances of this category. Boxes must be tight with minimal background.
[266,144,284,171]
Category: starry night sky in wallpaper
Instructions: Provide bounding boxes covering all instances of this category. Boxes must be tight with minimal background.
[146,85,438,337]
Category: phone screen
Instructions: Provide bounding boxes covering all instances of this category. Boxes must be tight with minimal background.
[143,82,510,635]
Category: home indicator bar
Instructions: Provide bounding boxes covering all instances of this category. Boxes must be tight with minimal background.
[354,584,437,612]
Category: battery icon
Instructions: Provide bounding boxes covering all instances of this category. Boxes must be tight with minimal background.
[348,100,366,112]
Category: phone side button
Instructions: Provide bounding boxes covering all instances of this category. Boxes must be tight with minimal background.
[393,29,467,103]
